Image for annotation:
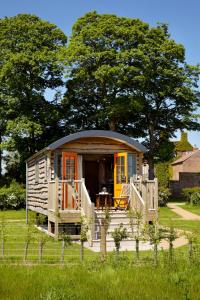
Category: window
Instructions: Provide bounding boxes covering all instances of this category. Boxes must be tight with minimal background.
[128,153,136,180]
[65,156,75,180]
[54,152,62,179]
[116,156,126,184]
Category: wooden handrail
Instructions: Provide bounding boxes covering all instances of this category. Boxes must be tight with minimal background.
[130,176,158,221]
[80,178,95,246]
[130,183,145,206]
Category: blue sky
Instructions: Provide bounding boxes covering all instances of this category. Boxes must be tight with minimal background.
[1,0,200,146]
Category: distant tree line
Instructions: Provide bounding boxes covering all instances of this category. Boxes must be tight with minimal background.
[0,11,199,184]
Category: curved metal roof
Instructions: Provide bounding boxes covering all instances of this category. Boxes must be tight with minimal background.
[47,130,147,152]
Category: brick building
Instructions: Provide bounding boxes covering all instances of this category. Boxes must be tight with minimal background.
[170,145,200,197]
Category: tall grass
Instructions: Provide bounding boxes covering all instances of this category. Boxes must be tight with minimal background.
[0,258,200,300]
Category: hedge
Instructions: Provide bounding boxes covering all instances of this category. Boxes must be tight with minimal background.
[0,180,25,210]
[182,187,200,205]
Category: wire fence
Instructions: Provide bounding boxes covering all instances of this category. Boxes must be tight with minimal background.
[0,220,200,266]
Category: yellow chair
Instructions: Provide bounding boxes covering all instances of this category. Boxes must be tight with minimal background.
[113,184,130,210]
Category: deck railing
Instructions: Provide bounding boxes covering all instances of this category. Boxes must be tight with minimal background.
[48,179,82,211]
[130,181,145,218]
[48,178,95,244]
[80,178,95,246]
[129,176,158,221]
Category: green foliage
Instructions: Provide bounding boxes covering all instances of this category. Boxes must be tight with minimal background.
[155,161,171,188]
[155,162,171,206]
[182,187,200,205]
[175,132,193,152]
[158,186,171,207]
[155,136,175,162]
[0,180,25,210]
[65,11,200,179]
[0,14,67,181]
[0,11,199,184]
[111,224,128,253]
[1,262,200,300]
[80,216,89,242]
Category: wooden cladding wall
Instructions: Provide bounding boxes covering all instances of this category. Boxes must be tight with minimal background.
[58,137,139,154]
[27,154,48,215]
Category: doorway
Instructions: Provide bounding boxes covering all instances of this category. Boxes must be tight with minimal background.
[83,154,114,203]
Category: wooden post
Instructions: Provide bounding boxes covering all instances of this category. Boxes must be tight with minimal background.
[100,218,107,261]
[26,162,29,225]
[141,180,147,222]
[55,176,59,239]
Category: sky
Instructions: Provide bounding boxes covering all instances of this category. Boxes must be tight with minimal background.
[0,0,200,146]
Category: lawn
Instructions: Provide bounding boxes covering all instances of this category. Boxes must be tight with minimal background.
[0,262,200,300]
[0,209,26,220]
[181,204,200,216]
[0,210,96,264]
[0,210,200,299]
[0,208,200,265]
[159,206,200,232]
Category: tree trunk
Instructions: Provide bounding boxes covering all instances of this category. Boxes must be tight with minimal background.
[154,243,158,265]
[116,246,120,261]
[108,119,116,131]
[188,240,192,261]
[169,240,173,261]
[61,239,65,264]
[100,219,107,261]
[148,123,156,180]
[24,241,29,262]
[135,239,139,260]
[80,240,84,262]
[148,156,155,180]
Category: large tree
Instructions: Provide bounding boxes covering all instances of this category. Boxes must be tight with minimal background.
[0,14,67,181]
[64,11,200,178]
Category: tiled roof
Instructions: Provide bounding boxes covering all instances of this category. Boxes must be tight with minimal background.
[171,150,199,165]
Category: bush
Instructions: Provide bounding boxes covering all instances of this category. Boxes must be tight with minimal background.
[0,180,25,210]
[155,162,171,188]
[158,187,171,207]
[182,187,200,205]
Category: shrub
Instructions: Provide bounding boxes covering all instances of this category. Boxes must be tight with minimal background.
[182,187,200,205]
[158,186,171,207]
[155,162,171,188]
[0,180,25,210]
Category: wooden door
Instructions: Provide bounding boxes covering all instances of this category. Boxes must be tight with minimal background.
[62,152,78,209]
[114,152,128,198]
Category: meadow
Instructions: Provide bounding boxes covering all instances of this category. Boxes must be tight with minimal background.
[0,206,200,299]
[1,258,200,299]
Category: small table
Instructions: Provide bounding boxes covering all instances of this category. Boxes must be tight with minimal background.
[96,193,112,210]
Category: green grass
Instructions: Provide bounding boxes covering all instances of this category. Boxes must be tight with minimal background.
[0,262,200,300]
[0,209,26,220]
[0,210,96,264]
[158,206,181,220]
[1,210,200,299]
[181,204,200,216]
[159,206,200,232]
[0,208,200,265]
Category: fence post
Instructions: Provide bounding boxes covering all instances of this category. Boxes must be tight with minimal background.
[26,162,29,225]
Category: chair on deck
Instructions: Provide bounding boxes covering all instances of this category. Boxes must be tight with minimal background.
[113,184,130,210]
